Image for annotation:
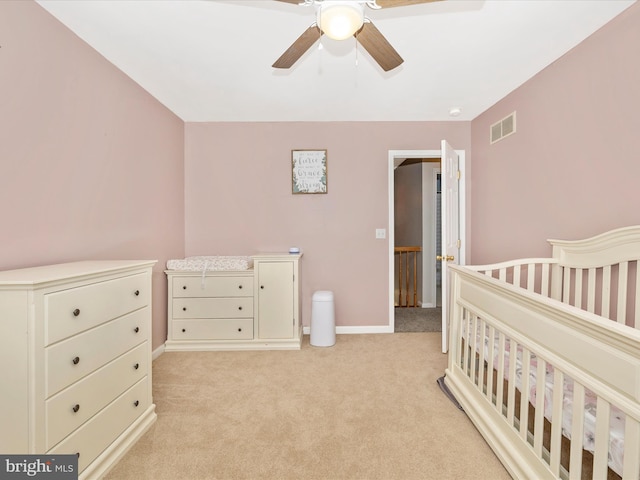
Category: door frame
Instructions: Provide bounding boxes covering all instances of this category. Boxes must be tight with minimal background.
[387,149,466,332]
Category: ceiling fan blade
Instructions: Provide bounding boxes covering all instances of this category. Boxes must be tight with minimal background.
[272,0,303,4]
[375,0,442,7]
[355,21,403,72]
[273,25,322,69]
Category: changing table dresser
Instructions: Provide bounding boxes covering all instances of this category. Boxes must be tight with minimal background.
[0,260,157,479]
[165,253,302,351]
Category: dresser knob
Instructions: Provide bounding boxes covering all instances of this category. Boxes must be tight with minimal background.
[134,400,139,407]
[73,308,80,317]
[182,307,187,311]
[134,363,140,370]
[72,356,80,365]
[238,285,243,289]
[134,290,140,296]
[72,404,80,413]
[238,328,242,332]
[182,328,186,333]
[183,285,187,290]
[260,285,264,289]
[238,306,242,310]
[134,326,140,333]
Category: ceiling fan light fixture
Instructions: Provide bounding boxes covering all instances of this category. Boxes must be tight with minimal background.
[317,3,365,41]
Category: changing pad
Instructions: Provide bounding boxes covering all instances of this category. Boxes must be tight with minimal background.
[166,256,253,271]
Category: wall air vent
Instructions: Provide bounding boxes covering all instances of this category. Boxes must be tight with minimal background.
[490,111,516,144]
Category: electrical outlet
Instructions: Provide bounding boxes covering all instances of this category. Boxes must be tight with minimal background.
[375,229,386,239]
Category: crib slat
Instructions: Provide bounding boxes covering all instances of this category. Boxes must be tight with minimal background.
[477,319,486,392]
[499,268,506,282]
[533,358,546,457]
[519,348,531,440]
[622,415,640,480]
[618,262,628,324]
[486,325,495,404]
[496,333,506,414]
[563,267,571,304]
[587,268,596,313]
[462,311,470,373]
[593,397,611,478]
[470,315,478,385]
[514,265,521,288]
[575,268,583,309]
[550,369,564,476]
[507,338,517,426]
[527,264,535,292]
[541,263,550,297]
[602,265,612,319]
[568,382,585,480]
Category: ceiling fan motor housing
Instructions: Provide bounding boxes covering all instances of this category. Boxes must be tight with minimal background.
[317,2,365,40]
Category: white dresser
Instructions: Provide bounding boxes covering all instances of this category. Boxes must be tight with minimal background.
[0,260,157,479]
[166,253,302,351]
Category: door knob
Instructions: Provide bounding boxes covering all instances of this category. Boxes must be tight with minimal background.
[436,255,455,262]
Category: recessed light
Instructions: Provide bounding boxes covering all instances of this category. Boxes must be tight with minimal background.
[449,107,462,117]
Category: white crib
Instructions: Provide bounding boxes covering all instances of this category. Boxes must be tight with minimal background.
[444,226,640,480]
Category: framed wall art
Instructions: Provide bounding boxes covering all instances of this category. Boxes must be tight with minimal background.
[292,149,327,194]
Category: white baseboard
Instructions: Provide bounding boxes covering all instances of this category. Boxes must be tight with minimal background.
[152,344,165,360]
[303,325,394,335]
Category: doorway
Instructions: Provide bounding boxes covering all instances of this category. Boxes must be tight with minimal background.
[387,148,466,341]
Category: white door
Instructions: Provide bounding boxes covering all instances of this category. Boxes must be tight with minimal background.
[439,140,460,353]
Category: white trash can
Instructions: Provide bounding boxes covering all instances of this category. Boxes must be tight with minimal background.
[310,290,335,347]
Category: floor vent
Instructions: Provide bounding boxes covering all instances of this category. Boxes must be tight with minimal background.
[490,111,516,144]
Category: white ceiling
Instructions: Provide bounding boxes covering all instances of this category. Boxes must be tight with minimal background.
[36,0,635,122]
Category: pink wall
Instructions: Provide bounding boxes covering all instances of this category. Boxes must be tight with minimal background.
[185,122,470,327]
[470,2,640,264]
[0,1,185,349]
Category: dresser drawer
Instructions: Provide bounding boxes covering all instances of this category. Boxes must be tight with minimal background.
[173,318,253,340]
[45,342,148,450]
[171,275,253,298]
[46,308,148,397]
[47,377,149,473]
[172,297,253,319]
[45,272,149,345]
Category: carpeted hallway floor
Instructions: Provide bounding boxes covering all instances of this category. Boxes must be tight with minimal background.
[105,333,510,480]
[394,307,442,332]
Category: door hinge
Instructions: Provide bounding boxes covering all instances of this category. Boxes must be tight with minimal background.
[457,239,461,249]
[457,170,461,180]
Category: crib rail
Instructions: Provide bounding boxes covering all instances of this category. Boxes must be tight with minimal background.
[445,265,640,480]
[467,258,558,297]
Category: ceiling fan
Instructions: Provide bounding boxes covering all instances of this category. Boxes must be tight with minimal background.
[272,0,442,72]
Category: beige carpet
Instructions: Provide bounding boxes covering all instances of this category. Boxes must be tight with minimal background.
[105,333,510,480]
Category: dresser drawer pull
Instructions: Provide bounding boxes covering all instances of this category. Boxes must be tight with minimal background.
[73,308,81,317]
[72,356,80,365]
[134,326,140,333]
[134,363,140,370]
[134,290,140,296]
[72,404,80,413]
[134,400,140,407]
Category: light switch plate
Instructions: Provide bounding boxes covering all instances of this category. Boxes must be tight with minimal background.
[375,228,386,239]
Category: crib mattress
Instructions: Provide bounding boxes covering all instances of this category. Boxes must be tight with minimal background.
[475,328,626,477]
[166,256,253,271]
